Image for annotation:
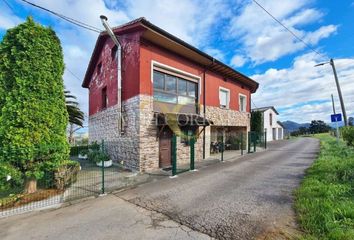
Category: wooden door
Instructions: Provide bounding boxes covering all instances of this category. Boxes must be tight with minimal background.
[159,128,172,168]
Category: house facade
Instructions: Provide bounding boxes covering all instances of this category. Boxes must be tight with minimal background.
[252,106,284,141]
[82,18,259,172]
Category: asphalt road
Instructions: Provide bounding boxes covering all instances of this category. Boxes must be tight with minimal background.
[118,138,319,239]
[0,138,319,240]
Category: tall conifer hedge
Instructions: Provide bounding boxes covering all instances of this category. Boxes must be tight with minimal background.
[0,17,69,192]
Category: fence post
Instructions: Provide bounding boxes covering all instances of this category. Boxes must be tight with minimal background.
[253,133,256,153]
[221,134,224,162]
[264,131,267,149]
[171,134,177,177]
[101,139,105,195]
[248,132,251,153]
[190,136,195,171]
[241,132,244,155]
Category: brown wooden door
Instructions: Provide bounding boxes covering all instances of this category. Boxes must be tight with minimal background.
[159,128,172,168]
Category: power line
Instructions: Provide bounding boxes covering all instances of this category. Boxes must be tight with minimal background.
[252,0,327,59]
[21,0,102,33]
[20,0,142,44]
[2,0,15,12]
[66,68,82,82]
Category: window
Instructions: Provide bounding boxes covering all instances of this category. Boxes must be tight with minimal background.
[239,94,247,112]
[269,113,273,126]
[219,88,229,109]
[97,62,102,75]
[111,45,117,61]
[102,87,107,109]
[153,70,198,105]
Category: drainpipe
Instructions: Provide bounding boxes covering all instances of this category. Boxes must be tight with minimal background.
[100,15,123,134]
[202,60,215,159]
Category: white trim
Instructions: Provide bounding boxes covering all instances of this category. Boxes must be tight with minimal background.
[151,60,202,101]
[219,87,230,109]
[238,93,247,112]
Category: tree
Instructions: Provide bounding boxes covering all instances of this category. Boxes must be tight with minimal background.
[251,111,263,133]
[65,89,84,144]
[348,117,354,126]
[0,18,69,193]
[308,120,331,134]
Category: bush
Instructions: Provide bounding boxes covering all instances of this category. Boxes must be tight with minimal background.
[88,150,110,163]
[341,126,354,147]
[0,162,22,192]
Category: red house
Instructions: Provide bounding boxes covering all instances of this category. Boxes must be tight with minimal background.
[82,18,258,172]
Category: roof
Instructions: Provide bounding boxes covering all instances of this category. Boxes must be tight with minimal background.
[252,106,279,115]
[277,121,286,129]
[82,18,259,92]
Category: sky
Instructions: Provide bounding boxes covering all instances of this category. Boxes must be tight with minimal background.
[1,0,354,125]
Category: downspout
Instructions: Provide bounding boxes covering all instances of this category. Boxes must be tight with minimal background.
[202,59,215,159]
[100,15,123,134]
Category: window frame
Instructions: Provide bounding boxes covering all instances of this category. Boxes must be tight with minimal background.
[97,62,102,75]
[111,45,117,61]
[101,86,108,110]
[219,87,230,109]
[269,113,273,126]
[239,93,247,112]
[153,70,198,105]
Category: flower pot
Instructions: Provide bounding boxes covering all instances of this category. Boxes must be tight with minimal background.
[78,154,88,160]
[96,160,112,168]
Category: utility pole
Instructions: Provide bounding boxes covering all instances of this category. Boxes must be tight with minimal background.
[330,59,348,126]
[331,94,339,144]
[314,58,348,126]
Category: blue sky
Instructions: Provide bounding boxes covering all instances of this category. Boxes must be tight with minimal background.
[1,0,354,124]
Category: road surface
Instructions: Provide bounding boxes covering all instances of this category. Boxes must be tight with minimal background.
[0,138,319,240]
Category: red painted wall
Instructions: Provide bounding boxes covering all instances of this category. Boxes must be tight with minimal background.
[139,42,251,112]
[88,32,142,116]
[88,38,118,116]
[89,34,252,116]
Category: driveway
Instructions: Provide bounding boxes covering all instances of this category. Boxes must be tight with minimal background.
[0,138,319,240]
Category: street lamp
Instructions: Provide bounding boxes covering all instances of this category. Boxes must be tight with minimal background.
[314,58,348,126]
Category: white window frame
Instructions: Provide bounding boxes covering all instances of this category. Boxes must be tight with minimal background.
[239,93,247,112]
[151,60,201,99]
[219,87,230,109]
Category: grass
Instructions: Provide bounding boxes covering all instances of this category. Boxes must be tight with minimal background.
[295,133,354,239]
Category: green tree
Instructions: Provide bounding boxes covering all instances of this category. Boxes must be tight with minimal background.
[0,17,69,193]
[251,111,263,133]
[308,120,331,134]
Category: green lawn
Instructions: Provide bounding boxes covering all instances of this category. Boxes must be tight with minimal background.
[295,133,354,239]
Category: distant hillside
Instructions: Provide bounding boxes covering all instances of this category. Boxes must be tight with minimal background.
[281,121,311,132]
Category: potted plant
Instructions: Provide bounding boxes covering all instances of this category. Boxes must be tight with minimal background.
[88,150,112,168]
[78,149,88,159]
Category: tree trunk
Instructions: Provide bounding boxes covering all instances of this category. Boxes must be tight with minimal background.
[25,177,37,194]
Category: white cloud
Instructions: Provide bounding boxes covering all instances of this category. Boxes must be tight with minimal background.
[204,48,225,61]
[228,0,337,64]
[0,8,23,29]
[122,0,228,46]
[230,55,247,67]
[252,53,354,122]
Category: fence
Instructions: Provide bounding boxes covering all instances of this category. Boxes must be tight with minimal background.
[0,141,128,217]
[248,131,267,153]
[209,131,247,162]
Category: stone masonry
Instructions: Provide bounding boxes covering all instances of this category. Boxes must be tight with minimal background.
[89,95,251,172]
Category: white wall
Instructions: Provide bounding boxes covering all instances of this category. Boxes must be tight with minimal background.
[263,108,283,142]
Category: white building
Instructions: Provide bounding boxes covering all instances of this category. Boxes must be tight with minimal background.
[252,106,285,142]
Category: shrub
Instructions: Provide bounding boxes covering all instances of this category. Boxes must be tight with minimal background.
[88,150,110,163]
[341,126,354,147]
[0,162,22,192]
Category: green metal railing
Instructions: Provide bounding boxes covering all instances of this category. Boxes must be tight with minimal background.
[248,131,267,153]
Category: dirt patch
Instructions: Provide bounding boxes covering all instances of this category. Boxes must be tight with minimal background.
[0,189,63,210]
